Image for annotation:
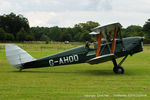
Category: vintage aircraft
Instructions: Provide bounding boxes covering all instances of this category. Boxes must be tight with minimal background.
[5,23,144,74]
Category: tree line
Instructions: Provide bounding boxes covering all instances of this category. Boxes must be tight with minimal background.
[0,13,150,43]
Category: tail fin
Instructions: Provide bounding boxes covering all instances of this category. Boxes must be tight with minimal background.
[5,44,36,69]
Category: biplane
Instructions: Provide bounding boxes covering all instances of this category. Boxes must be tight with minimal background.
[5,23,144,74]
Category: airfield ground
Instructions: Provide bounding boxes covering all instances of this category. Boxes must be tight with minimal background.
[0,42,150,100]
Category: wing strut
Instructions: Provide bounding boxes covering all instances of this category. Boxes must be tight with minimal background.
[111,27,118,53]
[96,32,102,57]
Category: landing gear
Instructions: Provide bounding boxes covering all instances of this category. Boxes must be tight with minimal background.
[112,55,128,74]
[113,65,124,74]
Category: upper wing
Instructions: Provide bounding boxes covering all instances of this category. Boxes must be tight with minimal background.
[91,22,122,34]
[86,54,114,64]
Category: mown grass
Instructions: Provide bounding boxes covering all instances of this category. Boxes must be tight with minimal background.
[0,43,150,100]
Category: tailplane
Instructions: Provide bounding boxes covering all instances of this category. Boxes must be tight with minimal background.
[5,44,36,69]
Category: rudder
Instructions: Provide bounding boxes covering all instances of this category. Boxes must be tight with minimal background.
[5,44,36,69]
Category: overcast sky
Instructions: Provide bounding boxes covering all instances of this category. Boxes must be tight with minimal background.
[0,0,150,28]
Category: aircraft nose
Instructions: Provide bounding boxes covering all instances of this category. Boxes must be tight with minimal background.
[141,37,145,42]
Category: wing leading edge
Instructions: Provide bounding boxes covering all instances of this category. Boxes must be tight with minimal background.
[91,22,122,34]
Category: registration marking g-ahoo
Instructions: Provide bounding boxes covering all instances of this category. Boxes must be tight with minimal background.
[49,54,79,66]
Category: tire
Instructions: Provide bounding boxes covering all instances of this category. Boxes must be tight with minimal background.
[113,66,124,74]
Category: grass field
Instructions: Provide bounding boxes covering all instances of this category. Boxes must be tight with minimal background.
[0,42,150,100]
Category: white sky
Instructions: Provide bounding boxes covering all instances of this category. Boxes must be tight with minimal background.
[0,0,150,28]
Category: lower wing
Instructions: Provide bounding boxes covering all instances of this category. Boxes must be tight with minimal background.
[86,54,114,64]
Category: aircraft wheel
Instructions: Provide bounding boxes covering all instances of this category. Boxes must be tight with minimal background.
[113,66,124,74]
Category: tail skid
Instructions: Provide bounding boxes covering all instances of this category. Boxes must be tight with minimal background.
[5,44,36,69]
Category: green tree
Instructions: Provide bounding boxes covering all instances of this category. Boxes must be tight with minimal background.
[25,34,35,41]
[6,33,15,41]
[0,28,6,41]
[60,32,72,41]
[75,21,100,32]
[16,28,27,41]
[74,21,99,41]
[31,21,100,42]
[40,34,49,41]
[79,30,91,41]
[47,26,62,41]
[74,32,82,41]
[0,12,30,38]
[143,19,150,43]
[30,27,45,41]
[122,25,144,37]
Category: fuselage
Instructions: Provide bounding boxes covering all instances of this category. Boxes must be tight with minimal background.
[22,37,143,69]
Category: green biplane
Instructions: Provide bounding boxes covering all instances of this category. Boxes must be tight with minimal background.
[5,23,144,74]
